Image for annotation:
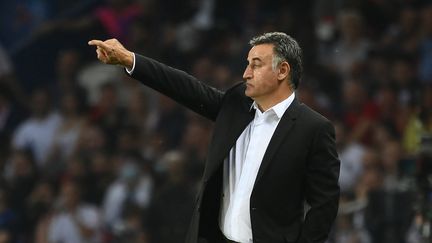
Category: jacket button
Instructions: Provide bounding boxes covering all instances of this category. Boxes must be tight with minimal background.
[252,207,257,211]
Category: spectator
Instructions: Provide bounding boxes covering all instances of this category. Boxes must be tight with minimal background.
[102,158,153,229]
[382,6,420,55]
[12,88,61,168]
[47,180,102,243]
[323,10,370,78]
[0,84,26,158]
[46,91,87,169]
[4,150,38,218]
[147,151,195,243]
[335,121,365,193]
[418,4,432,83]
[74,123,107,160]
[155,95,187,150]
[0,188,19,242]
[27,181,55,243]
[340,79,379,144]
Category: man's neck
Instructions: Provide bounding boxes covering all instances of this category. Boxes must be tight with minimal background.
[255,90,294,112]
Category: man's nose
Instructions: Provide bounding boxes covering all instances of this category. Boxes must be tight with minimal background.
[243,66,252,80]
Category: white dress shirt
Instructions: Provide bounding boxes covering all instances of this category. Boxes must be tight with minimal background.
[220,92,295,243]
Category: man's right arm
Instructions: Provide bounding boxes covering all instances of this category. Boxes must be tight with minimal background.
[89,38,224,121]
[129,53,223,121]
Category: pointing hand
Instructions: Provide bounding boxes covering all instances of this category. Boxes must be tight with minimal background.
[88,38,133,69]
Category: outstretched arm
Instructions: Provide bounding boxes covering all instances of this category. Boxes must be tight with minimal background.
[88,39,224,121]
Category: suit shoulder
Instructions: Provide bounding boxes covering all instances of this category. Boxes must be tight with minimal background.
[298,103,333,127]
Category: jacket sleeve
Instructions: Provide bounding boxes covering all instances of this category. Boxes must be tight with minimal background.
[129,54,224,121]
[299,120,340,243]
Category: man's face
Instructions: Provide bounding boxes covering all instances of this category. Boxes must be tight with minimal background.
[243,44,280,101]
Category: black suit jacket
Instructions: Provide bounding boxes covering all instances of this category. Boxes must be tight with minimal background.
[130,54,340,243]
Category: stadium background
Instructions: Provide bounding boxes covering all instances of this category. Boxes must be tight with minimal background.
[0,0,431,242]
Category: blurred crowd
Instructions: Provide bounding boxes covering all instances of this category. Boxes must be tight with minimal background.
[0,0,432,243]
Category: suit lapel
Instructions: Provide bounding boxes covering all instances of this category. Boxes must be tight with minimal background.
[254,98,301,185]
[203,96,255,180]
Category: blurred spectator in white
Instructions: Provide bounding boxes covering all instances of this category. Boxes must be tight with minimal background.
[48,179,102,243]
[333,209,371,243]
[169,0,214,53]
[102,159,153,229]
[335,121,365,193]
[12,89,61,168]
[47,91,87,167]
[323,10,370,79]
[78,63,123,106]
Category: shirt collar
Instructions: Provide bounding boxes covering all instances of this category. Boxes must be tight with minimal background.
[250,92,295,119]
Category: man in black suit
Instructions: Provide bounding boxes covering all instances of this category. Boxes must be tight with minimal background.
[89,32,340,243]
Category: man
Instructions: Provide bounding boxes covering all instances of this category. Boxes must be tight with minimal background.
[89,32,340,243]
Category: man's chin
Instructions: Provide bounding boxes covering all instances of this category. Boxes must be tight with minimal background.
[245,87,254,97]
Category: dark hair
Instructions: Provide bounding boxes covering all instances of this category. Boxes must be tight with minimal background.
[249,32,303,89]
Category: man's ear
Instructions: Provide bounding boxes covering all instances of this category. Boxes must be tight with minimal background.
[278,62,290,81]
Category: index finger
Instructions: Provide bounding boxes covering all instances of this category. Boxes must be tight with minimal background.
[88,40,110,50]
